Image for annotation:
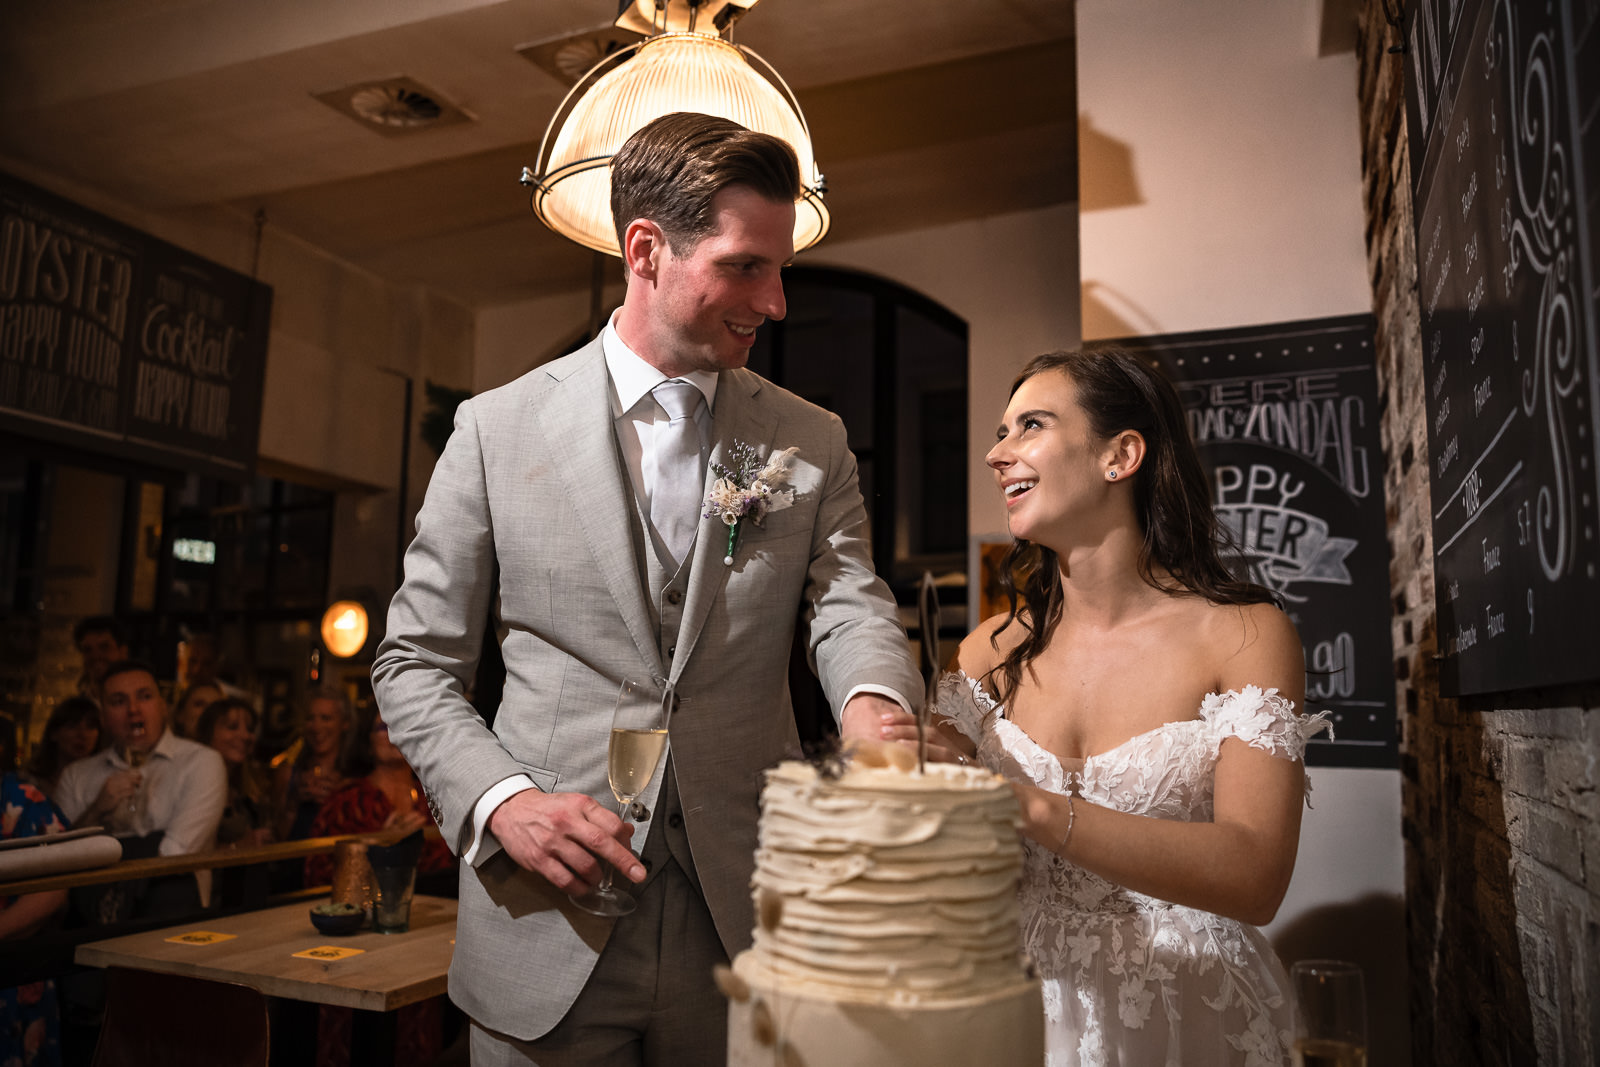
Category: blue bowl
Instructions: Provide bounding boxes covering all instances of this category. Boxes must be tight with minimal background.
[309,906,365,936]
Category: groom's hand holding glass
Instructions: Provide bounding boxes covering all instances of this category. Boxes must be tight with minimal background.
[488,679,665,899]
[488,783,647,895]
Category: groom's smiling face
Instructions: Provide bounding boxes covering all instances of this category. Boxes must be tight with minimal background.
[642,185,793,377]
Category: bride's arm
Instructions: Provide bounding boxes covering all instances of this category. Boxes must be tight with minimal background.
[1011,602,1309,926]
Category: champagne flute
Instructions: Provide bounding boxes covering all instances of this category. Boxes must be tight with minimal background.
[569,680,669,917]
[107,745,146,835]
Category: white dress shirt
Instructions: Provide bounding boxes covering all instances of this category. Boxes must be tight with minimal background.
[55,726,227,902]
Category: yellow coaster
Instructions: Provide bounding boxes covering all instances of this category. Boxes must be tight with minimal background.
[293,945,365,961]
[165,931,238,945]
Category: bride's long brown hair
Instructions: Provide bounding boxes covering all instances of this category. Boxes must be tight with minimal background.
[987,347,1275,704]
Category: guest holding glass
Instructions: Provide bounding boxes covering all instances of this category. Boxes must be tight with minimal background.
[55,661,226,853]
[24,698,101,803]
[303,707,452,889]
[272,688,352,842]
[196,697,273,848]
[916,348,1329,1066]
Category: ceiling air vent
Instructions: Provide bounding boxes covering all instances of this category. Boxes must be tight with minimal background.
[515,25,643,86]
[314,76,473,137]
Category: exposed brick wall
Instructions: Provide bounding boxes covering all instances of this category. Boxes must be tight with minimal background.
[1355,4,1600,1064]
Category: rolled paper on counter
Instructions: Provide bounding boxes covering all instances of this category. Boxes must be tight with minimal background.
[0,829,123,881]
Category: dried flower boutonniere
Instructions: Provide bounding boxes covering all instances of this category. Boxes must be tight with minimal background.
[703,442,799,565]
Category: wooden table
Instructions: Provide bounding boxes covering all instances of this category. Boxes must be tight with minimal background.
[75,895,457,1012]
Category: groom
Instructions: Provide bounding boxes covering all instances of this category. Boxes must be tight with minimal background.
[372,112,922,1064]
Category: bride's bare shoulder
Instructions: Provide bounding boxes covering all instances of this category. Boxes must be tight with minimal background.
[1191,598,1304,701]
[955,612,1028,679]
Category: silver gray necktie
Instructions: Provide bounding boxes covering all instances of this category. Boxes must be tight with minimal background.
[650,380,706,563]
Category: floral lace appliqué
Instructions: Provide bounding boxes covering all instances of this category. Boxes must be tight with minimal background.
[936,671,1319,1066]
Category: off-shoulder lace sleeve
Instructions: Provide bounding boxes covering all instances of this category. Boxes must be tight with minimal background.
[1200,685,1332,764]
[933,670,996,744]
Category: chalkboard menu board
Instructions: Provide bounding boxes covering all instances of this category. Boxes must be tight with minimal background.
[1116,315,1396,769]
[0,171,272,480]
[1404,0,1600,695]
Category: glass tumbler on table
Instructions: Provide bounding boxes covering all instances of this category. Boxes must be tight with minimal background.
[1291,959,1368,1067]
[569,679,669,918]
[366,831,424,934]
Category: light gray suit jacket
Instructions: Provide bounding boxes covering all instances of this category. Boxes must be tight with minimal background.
[371,337,920,1040]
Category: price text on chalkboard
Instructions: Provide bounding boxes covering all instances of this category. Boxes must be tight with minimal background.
[1118,316,1396,769]
[0,171,272,480]
[1405,0,1600,695]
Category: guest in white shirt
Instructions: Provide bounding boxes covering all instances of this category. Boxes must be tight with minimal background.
[55,660,227,862]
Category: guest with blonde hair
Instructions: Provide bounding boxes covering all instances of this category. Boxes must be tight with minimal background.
[271,687,352,841]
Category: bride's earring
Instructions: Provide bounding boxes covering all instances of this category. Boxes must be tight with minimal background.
[1106,470,1118,481]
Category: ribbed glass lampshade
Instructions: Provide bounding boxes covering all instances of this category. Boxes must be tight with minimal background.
[530,33,829,256]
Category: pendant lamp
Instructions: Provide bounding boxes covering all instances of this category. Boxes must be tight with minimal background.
[521,0,828,256]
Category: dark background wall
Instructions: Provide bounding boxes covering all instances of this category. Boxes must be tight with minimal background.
[1356,3,1600,1063]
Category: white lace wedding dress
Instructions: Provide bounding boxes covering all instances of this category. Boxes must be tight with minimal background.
[937,671,1331,1067]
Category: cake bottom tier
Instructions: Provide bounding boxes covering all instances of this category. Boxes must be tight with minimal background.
[726,955,1044,1067]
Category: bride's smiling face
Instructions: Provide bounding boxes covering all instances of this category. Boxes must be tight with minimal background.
[987,369,1113,545]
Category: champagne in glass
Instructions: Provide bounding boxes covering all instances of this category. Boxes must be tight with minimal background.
[109,746,148,834]
[609,727,669,804]
[570,680,669,917]
[1292,1039,1368,1067]
[1291,960,1367,1067]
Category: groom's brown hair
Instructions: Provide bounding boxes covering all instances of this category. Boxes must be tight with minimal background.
[610,112,799,256]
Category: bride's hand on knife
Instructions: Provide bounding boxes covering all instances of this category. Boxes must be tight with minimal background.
[841,695,975,765]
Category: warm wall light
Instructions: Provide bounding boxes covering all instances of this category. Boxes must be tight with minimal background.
[320,601,370,659]
[521,0,827,256]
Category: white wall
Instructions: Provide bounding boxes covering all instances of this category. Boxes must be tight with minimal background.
[1077,0,1371,339]
[1077,2,1407,1061]
[475,284,624,395]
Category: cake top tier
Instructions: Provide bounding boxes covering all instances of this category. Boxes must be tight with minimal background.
[743,757,1030,1005]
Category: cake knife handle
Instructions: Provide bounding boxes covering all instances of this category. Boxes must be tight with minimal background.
[916,571,941,774]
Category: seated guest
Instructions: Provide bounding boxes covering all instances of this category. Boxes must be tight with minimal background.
[303,707,453,888]
[172,681,224,740]
[196,697,273,848]
[24,698,101,802]
[71,616,128,704]
[54,660,227,913]
[272,689,352,842]
[0,770,70,1067]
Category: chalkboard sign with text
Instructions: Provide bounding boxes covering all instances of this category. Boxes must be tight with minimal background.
[1404,0,1600,695]
[0,171,272,480]
[1116,315,1396,769]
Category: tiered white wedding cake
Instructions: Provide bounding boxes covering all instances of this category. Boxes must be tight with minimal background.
[722,749,1043,1065]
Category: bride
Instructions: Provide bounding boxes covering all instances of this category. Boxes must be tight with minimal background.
[905,348,1328,1065]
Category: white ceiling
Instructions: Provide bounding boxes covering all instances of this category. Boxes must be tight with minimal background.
[0,0,1079,308]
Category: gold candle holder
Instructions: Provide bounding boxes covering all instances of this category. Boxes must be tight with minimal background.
[330,840,373,917]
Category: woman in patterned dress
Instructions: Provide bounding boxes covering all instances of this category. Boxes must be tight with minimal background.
[0,772,70,1067]
[923,349,1329,1066]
